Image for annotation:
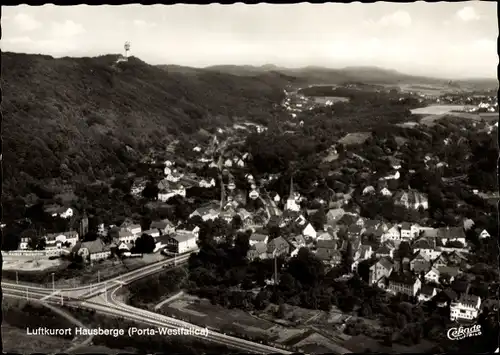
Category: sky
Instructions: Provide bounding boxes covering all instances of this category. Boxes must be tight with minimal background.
[1,2,498,79]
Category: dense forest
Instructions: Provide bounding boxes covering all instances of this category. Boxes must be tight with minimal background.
[2,52,290,221]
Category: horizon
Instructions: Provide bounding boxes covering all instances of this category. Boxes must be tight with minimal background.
[1,3,498,79]
[3,50,497,82]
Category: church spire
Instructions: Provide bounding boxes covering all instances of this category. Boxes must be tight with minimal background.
[288,176,294,199]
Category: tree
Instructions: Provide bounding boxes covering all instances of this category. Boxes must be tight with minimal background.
[133,233,156,254]
[276,303,287,318]
[310,207,326,231]
[142,180,159,200]
[28,235,46,250]
[341,241,354,273]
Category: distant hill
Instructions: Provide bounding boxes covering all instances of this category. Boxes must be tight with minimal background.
[205,64,498,89]
[2,52,291,201]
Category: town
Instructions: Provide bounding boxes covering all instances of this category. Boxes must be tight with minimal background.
[2,81,497,353]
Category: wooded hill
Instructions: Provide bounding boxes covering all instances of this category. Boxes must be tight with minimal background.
[2,52,290,205]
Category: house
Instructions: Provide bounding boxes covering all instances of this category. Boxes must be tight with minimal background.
[165,232,198,254]
[326,208,345,225]
[117,241,133,252]
[437,266,461,282]
[450,293,482,321]
[479,229,490,239]
[436,227,466,245]
[316,248,342,266]
[375,245,394,258]
[394,190,429,210]
[73,239,111,262]
[352,245,373,271]
[177,226,200,239]
[154,235,172,252]
[267,236,290,257]
[387,272,422,297]
[289,235,307,249]
[382,225,401,243]
[118,229,136,244]
[224,159,233,167]
[380,187,392,196]
[126,224,142,236]
[249,233,269,246]
[412,238,441,260]
[410,251,431,272]
[285,178,301,212]
[368,257,393,285]
[432,253,449,268]
[418,285,437,302]
[236,159,245,167]
[247,242,268,261]
[158,183,186,202]
[400,222,412,240]
[44,231,79,249]
[425,268,440,284]
[142,229,160,239]
[199,178,216,188]
[150,219,176,235]
[317,231,334,240]
[302,223,317,239]
[362,186,375,195]
[190,206,219,222]
[44,205,74,219]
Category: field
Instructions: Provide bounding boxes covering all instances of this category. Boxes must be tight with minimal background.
[411,105,467,115]
[396,83,453,96]
[162,294,353,353]
[3,256,65,271]
[338,132,371,146]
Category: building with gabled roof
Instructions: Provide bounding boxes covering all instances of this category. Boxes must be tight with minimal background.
[267,236,290,257]
[247,242,268,261]
[73,238,111,262]
[369,257,393,285]
[450,291,481,321]
[418,284,438,302]
[388,272,421,296]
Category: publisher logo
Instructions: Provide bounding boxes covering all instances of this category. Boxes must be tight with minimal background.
[447,325,482,340]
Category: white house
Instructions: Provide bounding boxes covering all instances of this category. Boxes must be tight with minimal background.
[193,146,202,152]
[177,226,200,239]
[236,159,245,167]
[302,223,317,240]
[425,268,440,284]
[158,184,186,202]
[165,232,198,254]
[380,188,392,196]
[164,167,172,176]
[382,225,401,242]
[249,233,269,246]
[224,159,233,167]
[45,231,79,249]
[273,193,281,203]
[450,294,482,321]
[286,195,301,212]
[166,172,183,183]
[164,160,174,167]
[479,229,490,239]
[126,224,142,236]
[199,178,216,188]
[44,205,74,219]
[118,229,137,244]
[418,285,437,302]
[74,239,111,263]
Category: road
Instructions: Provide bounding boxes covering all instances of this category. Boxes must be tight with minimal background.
[2,252,292,354]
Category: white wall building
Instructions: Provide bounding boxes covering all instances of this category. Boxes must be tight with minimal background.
[450,294,482,321]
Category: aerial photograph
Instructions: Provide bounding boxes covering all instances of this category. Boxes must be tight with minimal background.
[1,2,498,354]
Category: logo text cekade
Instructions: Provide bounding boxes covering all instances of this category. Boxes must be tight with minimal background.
[447,325,482,340]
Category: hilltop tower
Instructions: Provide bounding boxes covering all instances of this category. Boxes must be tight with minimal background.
[124,41,131,59]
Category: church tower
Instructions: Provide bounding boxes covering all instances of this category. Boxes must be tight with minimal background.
[285,176,300,212]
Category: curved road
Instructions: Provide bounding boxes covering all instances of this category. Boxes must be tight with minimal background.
[2,252,292,354]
